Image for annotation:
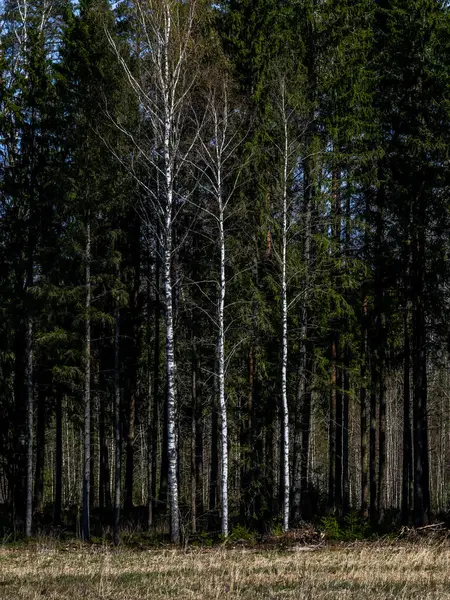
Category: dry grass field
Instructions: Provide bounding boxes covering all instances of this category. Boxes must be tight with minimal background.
[1,541,450,599]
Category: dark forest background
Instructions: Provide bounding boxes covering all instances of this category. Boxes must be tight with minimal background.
[2,0,450,543]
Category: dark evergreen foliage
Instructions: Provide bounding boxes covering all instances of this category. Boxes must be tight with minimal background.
[1,0,450,540]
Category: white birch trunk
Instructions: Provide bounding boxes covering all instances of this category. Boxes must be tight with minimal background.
[218,187,228,538]
[107,0,201,543]
[164,203,179,542]
[82,219,91,541]
[281,111,290,533]
[162,19,180,537]
[25,315,33,537]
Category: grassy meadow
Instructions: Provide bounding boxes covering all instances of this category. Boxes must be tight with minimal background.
[1,539,450,599]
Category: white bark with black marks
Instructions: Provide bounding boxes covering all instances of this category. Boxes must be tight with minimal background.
[281,89,290,533]
[106,0,202,543]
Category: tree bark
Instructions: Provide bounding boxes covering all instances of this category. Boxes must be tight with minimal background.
[191,358,197,533]
[54,391,63,525]
[113,303,121,546]
[335,356,343,512]
[25,316,33,538]
[209,390,218,521]
[343,353,350,514]
[369,371,377,523]
[82,218,91,541]
[412,191,430,526]
[402,303,412,525]
[34,386,46,515]
[360,297,369,518]
[99,392,111,513]
[329,340,337,510]
[164,151,179,544]
[280,103,289,532]
[152,240,161,512]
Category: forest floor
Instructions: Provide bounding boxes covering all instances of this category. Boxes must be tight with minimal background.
[1,540,450,599]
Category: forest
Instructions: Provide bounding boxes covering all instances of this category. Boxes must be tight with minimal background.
[1,0,450,546]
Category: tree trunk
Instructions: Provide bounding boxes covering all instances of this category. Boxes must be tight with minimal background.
[209,391,218,522]
[25,316,33,538]
[280,111,289,533]
[375,201,386,523]
[377,363,386,521]
[113,303,121,546]
[34,387,46,515]
[335,357,343,513]
[191,362,197,534]
[292,400,302,522]
[152,234,161,508]
[125,387,136,512]
[147,265,153,530]
[54,391,63,525]
[240,345,254,522]
[82,218,91,541]
[99,393,111,513]
[343,353,350,514]
[360,297,369,518]
[412,193,430,526]
[402,303,412,525]
[164,160,180,544]
[329,340,337,510]
[369,371,377,523]
[195,378,204,526]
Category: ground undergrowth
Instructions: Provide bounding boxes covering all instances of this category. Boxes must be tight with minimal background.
[1,526,450,599]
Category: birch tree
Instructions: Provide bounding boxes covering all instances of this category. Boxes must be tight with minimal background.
[275,81,291,533]
[195,75,245,537]
[107,0,205,543]
[270,75,308,531]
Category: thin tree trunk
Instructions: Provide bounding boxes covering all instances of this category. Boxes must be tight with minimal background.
[343,354,350,514]
[294,154,313,522]
[125,227,140,514]
[335,359,343,512]
[190,348,198,534]
[369,372,377,523]
[54,391,63,525]
[195,382,204,525]
[113,302,121,546]
[217,186,229,537]
[376,202,386,523]
[99,393,111,512]
[360,297,369,518]
[125,387,136,512]
[191,364,197,534]
[280,109,289,532]
[34,387,46,514]
[147,266,153,530]
[378,363,386,521]
[240,345,253,522]
[82,218,91,541]
[342,190,351,514]
[152,234,161,508]
[402,304,412,524]
[209,390,219,521]
[329,341,337,509]
[25,316,33,538]
[412,194,429,526]
[163,141,179,545]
